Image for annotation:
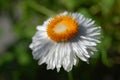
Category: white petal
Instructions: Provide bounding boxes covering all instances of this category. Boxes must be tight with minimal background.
[72,42,88,62]
[29,44,33,49]
[74,38,91,58]
[88,33,100,37]
[86,21,95,27]
[43,18,52,26]
[55,45,61,68]
[62,43,72,71]
[33,31,47,39]
[87,27,101,33]
[33,40,53,60]
[80,36,100,43]
[88,46,97,51]
[60,11,68,16]
[81,40,97,46]
[36,25,46,31]
[85,19,92,25]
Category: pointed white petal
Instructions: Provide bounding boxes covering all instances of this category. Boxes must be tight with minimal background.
[72,42,88,62]
[80,36,100,43]
[36,25,46,31]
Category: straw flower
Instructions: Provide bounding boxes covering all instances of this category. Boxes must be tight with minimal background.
[29,12,101,72]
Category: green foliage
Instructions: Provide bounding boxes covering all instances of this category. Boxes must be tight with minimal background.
[0,0,120,80]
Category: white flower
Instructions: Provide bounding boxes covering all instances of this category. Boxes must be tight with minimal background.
[29,11,101,72]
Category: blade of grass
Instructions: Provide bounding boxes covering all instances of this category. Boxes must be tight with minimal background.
[27,1,56,17]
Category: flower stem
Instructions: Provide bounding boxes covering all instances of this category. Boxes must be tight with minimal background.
[27,1,56,17]
[68,71,73,80]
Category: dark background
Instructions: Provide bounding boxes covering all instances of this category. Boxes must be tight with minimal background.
[0,0,120,80]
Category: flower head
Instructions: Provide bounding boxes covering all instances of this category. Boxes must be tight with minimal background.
[29,12,101,72]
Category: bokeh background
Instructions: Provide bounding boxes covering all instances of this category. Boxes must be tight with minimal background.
[0,0,120,80]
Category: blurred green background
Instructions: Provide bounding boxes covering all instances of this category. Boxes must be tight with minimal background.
[0,0,120,80]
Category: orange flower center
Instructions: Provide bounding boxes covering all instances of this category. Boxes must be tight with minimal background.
[47,15,78,42]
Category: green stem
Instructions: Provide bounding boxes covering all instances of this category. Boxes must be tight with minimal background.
[68,71,73,80]
[27,1,56,17]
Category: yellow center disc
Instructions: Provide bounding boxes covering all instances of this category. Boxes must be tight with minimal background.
[47,15,78,42]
